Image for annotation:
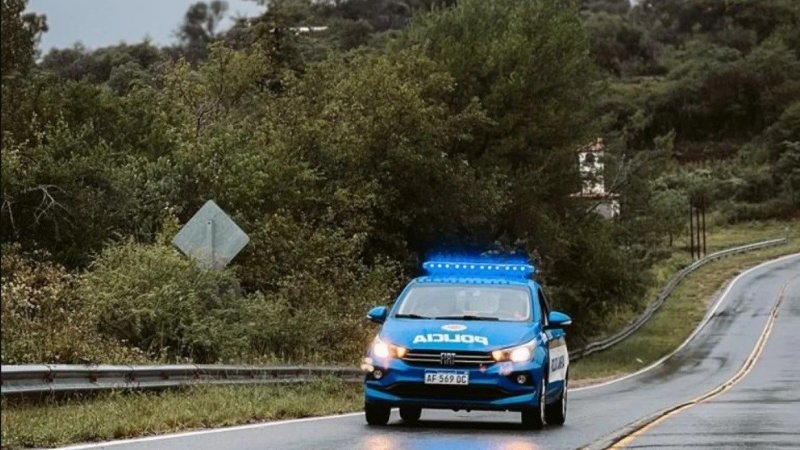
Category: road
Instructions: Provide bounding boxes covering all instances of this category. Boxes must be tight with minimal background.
[61,254,800,450]
[613,261,800,449]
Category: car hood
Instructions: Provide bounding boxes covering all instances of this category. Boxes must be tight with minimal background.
[380,319,537,351]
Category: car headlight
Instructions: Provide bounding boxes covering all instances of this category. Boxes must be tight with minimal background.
[492,339,537,363]
[370,335,407,359]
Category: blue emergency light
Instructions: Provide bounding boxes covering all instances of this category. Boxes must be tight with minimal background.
[422,259,535,278]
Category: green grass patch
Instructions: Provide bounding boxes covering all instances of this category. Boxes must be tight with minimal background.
[0,380,362,449]
[571,220,799,382]
[652,219,796,291]
[583,220,796,340]
[700,219,795,253]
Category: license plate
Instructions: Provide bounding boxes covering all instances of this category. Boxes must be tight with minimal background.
[424,371,469,385]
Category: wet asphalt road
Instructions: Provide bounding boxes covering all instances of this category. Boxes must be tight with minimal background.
[624,269,800,449]
[63,254,800,450]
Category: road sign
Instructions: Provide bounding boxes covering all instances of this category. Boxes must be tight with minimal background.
[172,200,249,270]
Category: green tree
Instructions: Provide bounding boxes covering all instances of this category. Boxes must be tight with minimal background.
[580,0,629,15]
[399,0,597,166]
[583,11,662,76]
[1,0,46,78]
[178,1,230,64]
[40,41,163,87]
[264,49,505,263]
[765,103,800,207]
[386,0,653,340]
[1,0,47,141]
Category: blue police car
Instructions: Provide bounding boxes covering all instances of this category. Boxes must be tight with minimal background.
[362,259,571,429]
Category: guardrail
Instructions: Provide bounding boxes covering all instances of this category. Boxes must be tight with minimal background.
[567,237,789,361]
[0,364,363,395]
[1,237,788,395]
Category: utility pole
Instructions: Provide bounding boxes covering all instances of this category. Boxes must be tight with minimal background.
[689,198,694,261]
[695,204,701,258]
[701,195,707,256]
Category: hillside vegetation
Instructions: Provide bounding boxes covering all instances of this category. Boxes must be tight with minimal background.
[1,0,797,365]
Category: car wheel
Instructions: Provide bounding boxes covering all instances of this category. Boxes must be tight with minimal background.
[365,403,391,426]
[521,377,546,429]
[399,406,421,423]
[545,373,567,426]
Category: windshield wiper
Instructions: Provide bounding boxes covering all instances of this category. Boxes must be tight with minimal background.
[434,315,500,321]
[395,313,430,319]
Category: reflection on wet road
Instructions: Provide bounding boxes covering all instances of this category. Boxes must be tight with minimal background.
[359,414,545,450]
[58,254,800,450]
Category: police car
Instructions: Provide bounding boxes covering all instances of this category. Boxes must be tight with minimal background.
[362,259,571,429]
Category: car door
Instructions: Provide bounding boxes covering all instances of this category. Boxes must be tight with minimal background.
[539,287,568,391]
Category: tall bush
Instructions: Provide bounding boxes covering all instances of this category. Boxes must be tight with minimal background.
[1,245,144,364]
[77,240,244,363]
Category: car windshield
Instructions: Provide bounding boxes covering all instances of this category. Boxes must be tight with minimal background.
[395,284,532,322]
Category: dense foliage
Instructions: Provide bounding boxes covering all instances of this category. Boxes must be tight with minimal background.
[585,0,800,223]
[1,0,797,364]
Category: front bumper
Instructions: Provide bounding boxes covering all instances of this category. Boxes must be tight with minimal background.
[363,356,544,411]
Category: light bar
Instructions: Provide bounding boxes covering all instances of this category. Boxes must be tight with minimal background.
[422,260,535,278]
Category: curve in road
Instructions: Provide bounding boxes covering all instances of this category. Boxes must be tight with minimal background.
[607,273,800,449]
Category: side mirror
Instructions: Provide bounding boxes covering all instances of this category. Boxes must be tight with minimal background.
[547,311,572,328]
[367,306,388,324]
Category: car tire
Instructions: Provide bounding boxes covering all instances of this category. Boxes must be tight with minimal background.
[399,406,421,423]
[545,373,567,426]
[365,403,391,426]
[521,377,546,429]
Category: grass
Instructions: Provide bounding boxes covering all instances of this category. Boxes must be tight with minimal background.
[1,219,796,448]
[571,219,799,382]
[0,380,362,449]
[647,219,796,300]
[582,220,796,337]
[701,219,795,252]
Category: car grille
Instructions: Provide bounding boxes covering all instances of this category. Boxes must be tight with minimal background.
[401,350,495,368]
[386,383,509,400]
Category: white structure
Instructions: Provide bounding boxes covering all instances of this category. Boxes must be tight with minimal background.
[576,138,619,219]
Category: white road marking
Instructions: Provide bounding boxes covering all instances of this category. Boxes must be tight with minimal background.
[56,412,364,449]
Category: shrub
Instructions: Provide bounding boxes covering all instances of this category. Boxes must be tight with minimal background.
[1,244,145,364]
[71,227,401,364]
[719,198,798,222]
[230,216,403,363]
[77,240,244,363]
[255,259,401,363]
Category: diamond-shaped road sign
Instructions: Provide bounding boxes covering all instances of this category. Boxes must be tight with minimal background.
[172,200,249,270]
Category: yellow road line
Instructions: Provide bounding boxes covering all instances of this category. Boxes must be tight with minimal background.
[608,273,798,449]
